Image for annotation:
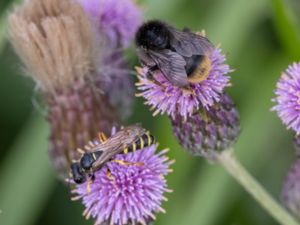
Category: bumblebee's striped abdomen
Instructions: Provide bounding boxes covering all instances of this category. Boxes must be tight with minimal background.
[123,132,155,153]
[187,55,211,84]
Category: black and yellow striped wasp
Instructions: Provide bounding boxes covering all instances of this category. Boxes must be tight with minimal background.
[70,125,155,185]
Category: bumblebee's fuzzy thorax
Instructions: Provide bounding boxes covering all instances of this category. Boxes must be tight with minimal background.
[135,20,170,50]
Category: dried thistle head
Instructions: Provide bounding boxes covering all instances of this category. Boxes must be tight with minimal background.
[8,0,120,178]
[8,0,99,94]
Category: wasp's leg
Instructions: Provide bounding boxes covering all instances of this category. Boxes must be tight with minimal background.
[86,174,95,193]
[98,132,108,143]
[106,169,117,189]
[76,148,85,154]
[111,159,144,167]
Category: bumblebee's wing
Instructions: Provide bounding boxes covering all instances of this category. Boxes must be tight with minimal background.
[149,49,188,87]
[136,48,157,67]
[167,25,214,57]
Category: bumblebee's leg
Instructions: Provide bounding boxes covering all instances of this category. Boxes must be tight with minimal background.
[138,65,165,88]
[111,159,144,167]
[182,86,197,96]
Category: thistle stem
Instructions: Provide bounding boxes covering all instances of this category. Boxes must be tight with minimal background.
[216,149,299,225]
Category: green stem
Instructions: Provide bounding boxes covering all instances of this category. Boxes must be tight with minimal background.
[216,150,299,225]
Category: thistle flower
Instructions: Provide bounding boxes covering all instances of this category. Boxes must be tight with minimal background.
[281,159,300,218]
[272,62,300,134]
[8,0,119,178]
[171,94,240,158]
[72,145,173,225]
[77,0,141,120]
[136,47,231,119]
[78,0,142,48]
[95,51,134,120]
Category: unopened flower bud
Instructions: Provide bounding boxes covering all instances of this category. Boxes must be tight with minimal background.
[282,159,300,218]
[293,135,300,157]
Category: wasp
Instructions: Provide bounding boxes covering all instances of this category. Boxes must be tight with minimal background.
[70,125,156,185]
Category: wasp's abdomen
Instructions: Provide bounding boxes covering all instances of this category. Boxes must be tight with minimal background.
[123,133,155,153]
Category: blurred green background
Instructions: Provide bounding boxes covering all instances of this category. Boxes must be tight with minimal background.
[1,0,300,224]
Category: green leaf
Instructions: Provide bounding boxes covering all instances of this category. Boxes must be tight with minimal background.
[0,115,56,225]
[271,0,300,59]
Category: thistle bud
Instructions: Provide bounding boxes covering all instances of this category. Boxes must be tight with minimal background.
[282,159,300,218]
[171,94,240,158]
[293,135,300,157]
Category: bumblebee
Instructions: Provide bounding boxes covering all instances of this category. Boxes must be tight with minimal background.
[135,20,214,87]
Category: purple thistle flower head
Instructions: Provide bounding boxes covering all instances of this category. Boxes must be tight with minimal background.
[72,145,173,225]
[282,159,300,218]
[136,47,231,119]
[78,0,142,48]
[171,93,240,158]
[272,62,300,134]
[95,51,134,121]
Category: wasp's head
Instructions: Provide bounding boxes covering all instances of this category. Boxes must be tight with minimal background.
[135,20,170,50]
[71,163,86,184]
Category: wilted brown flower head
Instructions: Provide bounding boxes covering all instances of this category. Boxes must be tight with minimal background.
[8,0,119,178]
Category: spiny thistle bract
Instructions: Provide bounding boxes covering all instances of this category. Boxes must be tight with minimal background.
[171,93,240,158]
[282,159,300,218]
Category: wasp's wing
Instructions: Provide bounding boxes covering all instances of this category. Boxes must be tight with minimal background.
[167,25,214,57]
[149,49,188,87]
[90,125,145,170]
[91,143,124,171]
